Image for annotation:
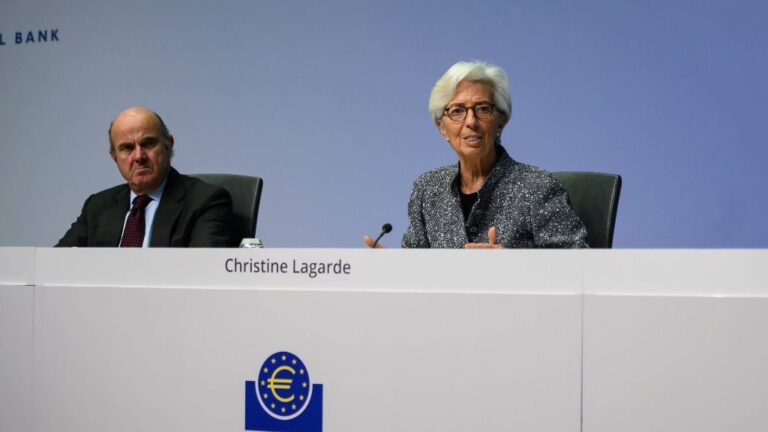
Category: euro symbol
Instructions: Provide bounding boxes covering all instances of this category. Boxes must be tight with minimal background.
[267,365,295,403]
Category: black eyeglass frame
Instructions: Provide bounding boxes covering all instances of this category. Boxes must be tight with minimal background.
[442,103,498,122]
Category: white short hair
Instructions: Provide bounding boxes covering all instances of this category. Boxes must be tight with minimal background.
[428,61,512,126]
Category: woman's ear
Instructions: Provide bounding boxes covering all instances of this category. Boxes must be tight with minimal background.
[438,121,448,141]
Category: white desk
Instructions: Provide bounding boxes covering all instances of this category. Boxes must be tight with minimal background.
[2,249,767,432]
[0,247,35,432]
[582,250,768,432]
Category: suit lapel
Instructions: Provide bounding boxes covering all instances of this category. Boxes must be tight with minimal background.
[448,168,469,246]
[150,168,185,247]
[100,187,130,246]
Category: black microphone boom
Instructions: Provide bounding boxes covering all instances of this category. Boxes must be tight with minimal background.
[372,223,393,248]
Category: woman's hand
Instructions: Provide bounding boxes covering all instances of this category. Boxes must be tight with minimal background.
[464,227,503,249]
[363,235,386,248]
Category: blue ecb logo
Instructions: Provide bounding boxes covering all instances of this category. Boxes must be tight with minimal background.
[258,352,312,419]
[245,351,323,431]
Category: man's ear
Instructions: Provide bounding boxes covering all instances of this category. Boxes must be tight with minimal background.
[165,134,175,158]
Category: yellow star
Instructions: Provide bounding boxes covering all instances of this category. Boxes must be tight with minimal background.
[281,407,286,413]
[263,393,268,399]
[270,403,275,409]
[281,355,286,361]
[302,382,307,388]
[292,359,297,365]
[271,358,276,364]
[299,369,305,375]
[260,380,265,386]
[292,404,297,410]
[299,395,304,401]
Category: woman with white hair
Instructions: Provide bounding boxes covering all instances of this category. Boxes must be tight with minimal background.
[365,60,588,248]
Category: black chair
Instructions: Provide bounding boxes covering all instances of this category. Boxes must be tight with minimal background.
[552,172,622,248]
[191,174,263,246]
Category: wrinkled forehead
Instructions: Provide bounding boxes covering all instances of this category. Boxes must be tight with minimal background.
[111,109,163,142]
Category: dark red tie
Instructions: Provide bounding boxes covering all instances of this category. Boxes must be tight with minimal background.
[120,195,152,247]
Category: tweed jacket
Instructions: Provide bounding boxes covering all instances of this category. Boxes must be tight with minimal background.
[402,146,588,248]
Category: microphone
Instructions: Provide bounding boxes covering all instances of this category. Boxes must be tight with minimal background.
[372,223,393,248]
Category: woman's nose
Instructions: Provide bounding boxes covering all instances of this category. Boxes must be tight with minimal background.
[464,109,478,127]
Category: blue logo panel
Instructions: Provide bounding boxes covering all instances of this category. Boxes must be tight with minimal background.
[245,351,323,432]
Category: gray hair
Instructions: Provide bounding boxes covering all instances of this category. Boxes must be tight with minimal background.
[428,61,512,126]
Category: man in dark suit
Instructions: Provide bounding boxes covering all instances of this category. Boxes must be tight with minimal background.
[56,107,233,247]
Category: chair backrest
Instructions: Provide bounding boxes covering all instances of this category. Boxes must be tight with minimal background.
[191,174,263,246]
[552,171,622,248]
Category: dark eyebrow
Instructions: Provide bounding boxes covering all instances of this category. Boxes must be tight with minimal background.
[135,136,163,149]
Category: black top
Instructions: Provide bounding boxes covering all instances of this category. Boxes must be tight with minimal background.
[459,190,478,222]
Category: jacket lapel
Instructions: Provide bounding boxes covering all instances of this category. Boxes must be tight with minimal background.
[447,168,469,246]
[150,168,184,247]
[103,187,130,246]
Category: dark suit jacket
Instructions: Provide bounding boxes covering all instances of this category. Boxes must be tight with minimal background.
[56,168,233,247]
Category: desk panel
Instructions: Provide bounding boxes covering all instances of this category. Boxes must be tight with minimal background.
[0,247,35,285]
[33,285,581,432]
[35,248,585,293]
[0,285,33,432]
[583,296,768,432]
